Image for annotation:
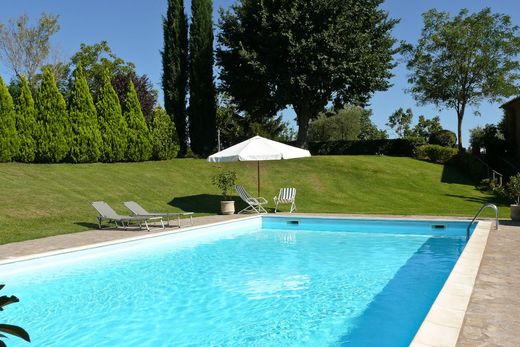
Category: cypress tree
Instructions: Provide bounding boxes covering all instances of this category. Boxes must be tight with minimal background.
[123,81,152,161]
[162,0,189,156]
[14,76,36,162]
[34,68,70,163]
[68,65,103,163]
[96,69,127,162]
[189,0,216,156]
[0,75,19,162]
[151,106,179,160]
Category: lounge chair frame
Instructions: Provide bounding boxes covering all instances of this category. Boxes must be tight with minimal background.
[273,187,297,213]
[235,185,268,214]
[123,201,194,228]
[91,201,164,231]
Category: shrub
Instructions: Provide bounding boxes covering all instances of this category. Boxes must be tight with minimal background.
[212,170,237,200]
[508,173,520,205]
[123,81,152,161]
[34,68,71,163]
[415,144,458,163]
[308,138,423,157]
[0,75,19,162]
[14,76,36,162]
[429,129,457,147]
[68,65,103,163]
[96,69,127,162]
[151,106,179,160]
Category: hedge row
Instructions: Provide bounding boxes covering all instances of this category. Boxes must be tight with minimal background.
[415,144,458,164]
[308,138,424,157]
[0,68,178,163]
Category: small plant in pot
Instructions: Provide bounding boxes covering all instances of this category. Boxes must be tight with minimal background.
[508,173,520,221]
[212,170,237,215]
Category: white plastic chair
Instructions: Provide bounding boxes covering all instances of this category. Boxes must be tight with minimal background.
[273,188,297,213]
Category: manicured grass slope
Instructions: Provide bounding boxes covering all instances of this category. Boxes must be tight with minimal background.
[0,156,504,244]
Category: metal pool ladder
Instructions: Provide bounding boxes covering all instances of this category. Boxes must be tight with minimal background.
[466,203,499,239]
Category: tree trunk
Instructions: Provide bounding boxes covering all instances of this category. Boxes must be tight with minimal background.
[294,107,312,148]
[457,103,466,151]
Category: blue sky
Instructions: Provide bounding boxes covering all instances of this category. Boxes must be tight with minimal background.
[1,0,519,146]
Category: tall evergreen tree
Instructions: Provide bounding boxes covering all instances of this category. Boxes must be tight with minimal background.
[68,65,102,163]
[189,0,216,156]
[0,75,18,161]
[34,68,70,163]
[123,81,152,161]
[14,76,36,162]
[96,69,127,162]
[162,0,189,156]
[151,106,179,160]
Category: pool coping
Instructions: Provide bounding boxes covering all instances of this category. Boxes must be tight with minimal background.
[0,215,261,266]
[0,214,490,346]
[410,220,491,347]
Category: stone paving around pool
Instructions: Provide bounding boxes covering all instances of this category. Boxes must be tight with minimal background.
[457,220,520,347]
[0,213,517,346]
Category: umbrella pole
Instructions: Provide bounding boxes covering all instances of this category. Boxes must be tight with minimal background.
[257,161,260,197]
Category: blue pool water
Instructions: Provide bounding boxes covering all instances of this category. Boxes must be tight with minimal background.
[2,217,470,346]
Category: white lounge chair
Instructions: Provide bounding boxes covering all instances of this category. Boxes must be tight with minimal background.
[235,185,268,214]
[91,201,164,231]
[124,201,194,228]
[274,187,297,213]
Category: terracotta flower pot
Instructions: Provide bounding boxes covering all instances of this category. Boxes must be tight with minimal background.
[220,201,235,215]
[511,204,520,221]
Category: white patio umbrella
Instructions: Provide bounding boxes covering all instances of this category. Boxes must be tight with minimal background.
[208,135,311,196]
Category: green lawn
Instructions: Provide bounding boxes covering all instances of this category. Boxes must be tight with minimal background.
[0,155,506,244]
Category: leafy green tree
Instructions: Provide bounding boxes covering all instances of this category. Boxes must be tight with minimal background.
[217,0,398,147]
[412,115,442,143]
[387,108,414,138]
[69,41,157,120]
[189,0,217,156]
[151,106,179,160]
[216,94,293,147]
[308,106,362,142]
[70,41,134,97]
[68,65,102,163]
[359,109,388,140]
[469,124,504,155]
[96,69,127,162]
[34,68,70,163]
[0,13,60,86]
[123,81,152,161]
[405,8,520,149]
[14,76,36,162]
[0,76,18,161]
[162,0,189,156]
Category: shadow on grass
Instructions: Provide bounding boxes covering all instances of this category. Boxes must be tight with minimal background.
[441,164,475,185]
[169,194,247,214]
[335,236,465,346]
[74,222,99,230]
[444,193,508,205]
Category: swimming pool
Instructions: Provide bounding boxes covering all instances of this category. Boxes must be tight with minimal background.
[2,216,477,346]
